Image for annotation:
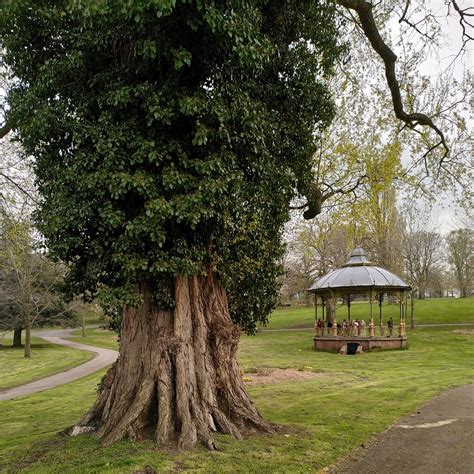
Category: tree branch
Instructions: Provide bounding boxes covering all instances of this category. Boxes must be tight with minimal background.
[337,0,449,161]
[0,122,12,140]
[0,171,38,204]
[451,0,474,42]
[300,174,367,220]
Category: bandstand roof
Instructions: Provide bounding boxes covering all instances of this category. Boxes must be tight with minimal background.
[308,248,411,295]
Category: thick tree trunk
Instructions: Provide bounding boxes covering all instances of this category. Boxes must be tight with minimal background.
[73,273,273,449]
[13,326,22,347]
[24,322,31,358]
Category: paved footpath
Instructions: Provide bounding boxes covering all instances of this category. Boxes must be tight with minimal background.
[330,384,474,474]
[0,328,118,401]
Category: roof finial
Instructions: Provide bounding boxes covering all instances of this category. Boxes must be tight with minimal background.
[350,247,366,257]
[344,248,371,266]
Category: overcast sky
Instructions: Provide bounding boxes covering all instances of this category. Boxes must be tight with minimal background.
[397,1,472,234]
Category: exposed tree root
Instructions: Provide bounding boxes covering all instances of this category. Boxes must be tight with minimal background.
[72,273,274,450]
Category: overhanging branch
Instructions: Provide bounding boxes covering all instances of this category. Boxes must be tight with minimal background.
[298,174,367,219]
[0,122,12,140]
[337,0,449,160]
[0,171,38,204]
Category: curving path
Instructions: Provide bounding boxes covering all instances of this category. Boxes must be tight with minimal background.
[0,328,118,401]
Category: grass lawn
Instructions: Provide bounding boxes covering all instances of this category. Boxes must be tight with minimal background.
[69,328,120,351]
[0,336,93,391]
[266,297,474,330]
[1,300,473,472]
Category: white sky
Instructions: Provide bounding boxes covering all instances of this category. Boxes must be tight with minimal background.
[397,1,473,234]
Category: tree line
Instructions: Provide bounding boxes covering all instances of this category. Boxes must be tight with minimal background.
[0,209,81,356]
[281,207,473,305]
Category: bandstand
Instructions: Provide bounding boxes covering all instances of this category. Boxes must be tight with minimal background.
[308,248,411,353]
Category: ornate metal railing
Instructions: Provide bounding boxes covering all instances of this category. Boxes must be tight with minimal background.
[314,322,404,338]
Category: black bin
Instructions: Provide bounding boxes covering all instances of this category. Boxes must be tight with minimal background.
[347,342,359,355]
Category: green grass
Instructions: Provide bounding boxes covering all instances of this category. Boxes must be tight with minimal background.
[266,297,474,329]
[1,299,473,472]
[69,328,119,350]
[69,298,474,352]
[0,336,93,390]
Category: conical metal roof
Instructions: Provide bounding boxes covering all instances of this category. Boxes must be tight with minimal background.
[308,248,410,294]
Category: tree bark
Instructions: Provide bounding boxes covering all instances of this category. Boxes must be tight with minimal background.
[24,322,31,358]
[73,273,273,449]
[13,326,22,347]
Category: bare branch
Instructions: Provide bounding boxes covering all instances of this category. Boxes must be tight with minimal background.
[301,174,367,220]
[451,0,474,41]
[0,171,38,204]
[398,2,438,43]
[0,122,11,140]
[337,0,449,162]
[399,0,411,24]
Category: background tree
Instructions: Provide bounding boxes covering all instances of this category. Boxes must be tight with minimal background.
[289,0,473,221]
[447,228,473,297]
[281,135,405,304]
[280,240,315,306]
[404,228,444,300]
[279,216,356,305]
[0,211,78,356]
[401,205,445,327]
[424,265,448,298]
[1,50,36,208]
[341,141,405,274]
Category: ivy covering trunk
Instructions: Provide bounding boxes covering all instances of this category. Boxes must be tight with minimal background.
[1,1,343,449]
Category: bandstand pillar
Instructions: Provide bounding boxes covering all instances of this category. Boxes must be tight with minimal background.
[369,290,375,337]
[347,294,351,321]
[314,294,318,335]
[399,291,406,337]
[330,291,338,336]
[378,292,384,336]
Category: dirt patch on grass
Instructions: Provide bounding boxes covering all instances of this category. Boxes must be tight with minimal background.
[452,329,474,335]
[243,368,327,386]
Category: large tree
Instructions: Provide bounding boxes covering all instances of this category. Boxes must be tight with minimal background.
[447,228,473,297]
[0,1,343,449]
[403,207,445,300]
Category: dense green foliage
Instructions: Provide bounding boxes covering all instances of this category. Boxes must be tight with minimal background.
[0,1,343,332]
